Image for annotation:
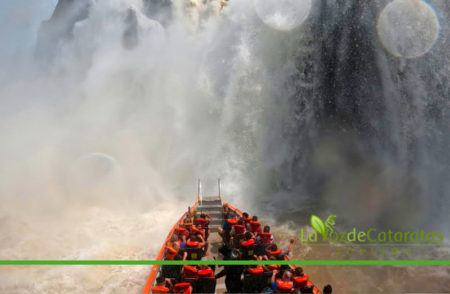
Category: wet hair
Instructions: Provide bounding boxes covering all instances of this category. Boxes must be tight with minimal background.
[200,213,206,218]
[243,212,249,218]
[190,235,198,242]
[245,232,252,240]
[252,215,258,221]
[263,225,270,232]
[282,271,293,281]
[238,218,244,225]
[323,284,332,294]
[270,244,278,251]
[294,267,304,276]
[184,217,192,223]
[156,276,165,285]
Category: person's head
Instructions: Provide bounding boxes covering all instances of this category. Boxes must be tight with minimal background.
[200,213,206,219]
[184,217,192,223]
[300,286,313,293]
[189,235,198,242]
[238,218,244,225]
[252,215,258,221]
[245,232,252,240]
[294,267,304,276]
[323,284,332,294]
[156,276,165,285]
[243,212,249,218]
[263,225,270,233]
[270,243,278,251]
[171,234,179,242]
[282,270,293,281]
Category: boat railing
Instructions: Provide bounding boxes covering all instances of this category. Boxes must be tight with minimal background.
[142,203,198,294]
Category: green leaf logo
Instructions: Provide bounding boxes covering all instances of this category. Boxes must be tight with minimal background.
[310,214,327,238]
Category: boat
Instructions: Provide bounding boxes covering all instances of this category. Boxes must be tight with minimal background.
[143,180,322,294]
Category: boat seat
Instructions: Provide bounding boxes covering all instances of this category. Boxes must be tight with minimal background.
[185,247,203,260]
[243,272,265,293]
[240,244,255,260]
[196,277,216,294]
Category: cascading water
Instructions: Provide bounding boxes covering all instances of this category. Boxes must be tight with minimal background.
[0,0,449,293]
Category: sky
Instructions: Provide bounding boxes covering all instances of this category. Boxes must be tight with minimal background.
[0,0,57,59]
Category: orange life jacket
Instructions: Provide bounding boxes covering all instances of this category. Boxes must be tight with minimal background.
[191,226,205,237]
[293,275,309,288]
[233,224,245,235]
[174,282,192,294]
[259,232,272,244]
[198,268,214,278]
[151,285,170,293]
[275,279,294,293]
[227,218,238,225]
[269,249,283,256]
[165,246,179,260]
[244,217,252,225]
[247,266,264,275]
[250,221,261,233]
[241,238,255,247]
[186,241,200,248]
[183,265,198,279]
[194,218,207,228]
[266,264,281,271]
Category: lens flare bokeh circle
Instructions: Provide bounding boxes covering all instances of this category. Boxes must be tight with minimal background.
[254,0,312,31]
[377,0,439,58]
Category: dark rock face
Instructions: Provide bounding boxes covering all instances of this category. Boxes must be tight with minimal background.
[35,0,91,60]
[122,9,139,50]
[143,0,173,27]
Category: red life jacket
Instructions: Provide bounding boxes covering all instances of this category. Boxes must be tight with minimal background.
[186,241,200,248]
[250,221,261,233]
[194,218,207,228]
[183,265,198,279]
[233,224,245,235]
[259,232,272,244]
[174,282,192,294]
[174,227,188,236]
[198,268,214,278]
[293,275,309,288]
[151,285,170,293]
[244,217,252,225]
[247,266,264,275]
[275,279,294,293]
[227,218,238,226]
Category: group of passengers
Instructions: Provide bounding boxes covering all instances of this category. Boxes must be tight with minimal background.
[152,209,332,294]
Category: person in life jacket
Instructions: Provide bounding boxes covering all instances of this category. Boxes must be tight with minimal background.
[197,264,215,278]
[183,235,206,260]
[242,212,252,225]
[293,267,309,289]
[182,265,199,280]
[151,276,173,293]
[257,225,274,245]
[218,214,237,243]
[249,216,262,235]
[173,282,192,294]
[240,232,256,260]
[272,270,295,293]
[266,240,295,260]
[230,218,246,247]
